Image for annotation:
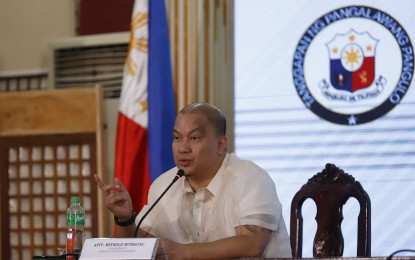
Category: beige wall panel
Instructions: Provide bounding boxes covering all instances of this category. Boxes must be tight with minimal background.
[0,0,76,71]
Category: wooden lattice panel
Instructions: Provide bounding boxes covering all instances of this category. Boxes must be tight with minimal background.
[0,86,105,260]
[1,135,98,260]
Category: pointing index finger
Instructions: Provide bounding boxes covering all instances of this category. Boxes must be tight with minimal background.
[94,174,107,192]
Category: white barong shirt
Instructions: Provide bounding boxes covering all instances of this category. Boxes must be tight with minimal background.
[136,153,292,258]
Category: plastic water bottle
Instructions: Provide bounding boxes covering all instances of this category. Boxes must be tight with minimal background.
[66,197,85,259]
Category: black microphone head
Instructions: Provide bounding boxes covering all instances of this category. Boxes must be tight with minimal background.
[172,169,185,183]
[177,169,185,177]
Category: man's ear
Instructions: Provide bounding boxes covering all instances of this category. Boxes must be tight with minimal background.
[217,135,227,155]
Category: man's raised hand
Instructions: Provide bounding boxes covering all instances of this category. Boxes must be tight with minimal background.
[94,174,134,220]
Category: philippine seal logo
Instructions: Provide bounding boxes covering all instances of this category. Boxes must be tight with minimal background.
[292,6,414,125]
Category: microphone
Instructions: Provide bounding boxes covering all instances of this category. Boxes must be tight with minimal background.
[134,169,185,237]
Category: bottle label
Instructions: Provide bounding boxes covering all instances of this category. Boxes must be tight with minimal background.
[66,229,77,260]
[67,212,85,226]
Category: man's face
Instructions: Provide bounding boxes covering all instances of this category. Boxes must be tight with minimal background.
[172,112,223,178]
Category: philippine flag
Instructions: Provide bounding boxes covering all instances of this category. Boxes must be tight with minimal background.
[115,0,176,215]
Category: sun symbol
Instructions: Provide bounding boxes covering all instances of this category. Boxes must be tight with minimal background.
[125,12,148,76]
[341,43,364,72]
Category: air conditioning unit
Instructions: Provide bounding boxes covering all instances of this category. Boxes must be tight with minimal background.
[48,32,129,98]
[48,32,130,183]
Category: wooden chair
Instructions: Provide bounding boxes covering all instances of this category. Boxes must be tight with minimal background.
[290,163,371,257]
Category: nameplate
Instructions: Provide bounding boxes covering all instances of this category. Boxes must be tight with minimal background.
[79,238,160,260]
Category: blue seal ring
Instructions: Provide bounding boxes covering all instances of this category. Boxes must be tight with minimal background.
[292,5,414,125]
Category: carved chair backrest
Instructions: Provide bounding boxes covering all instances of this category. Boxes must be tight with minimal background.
[290,163,371,257]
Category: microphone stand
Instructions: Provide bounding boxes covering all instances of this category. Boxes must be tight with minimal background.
[134,169,185,238]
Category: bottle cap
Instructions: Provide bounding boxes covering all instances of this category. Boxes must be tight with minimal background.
[70,197,80,204]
